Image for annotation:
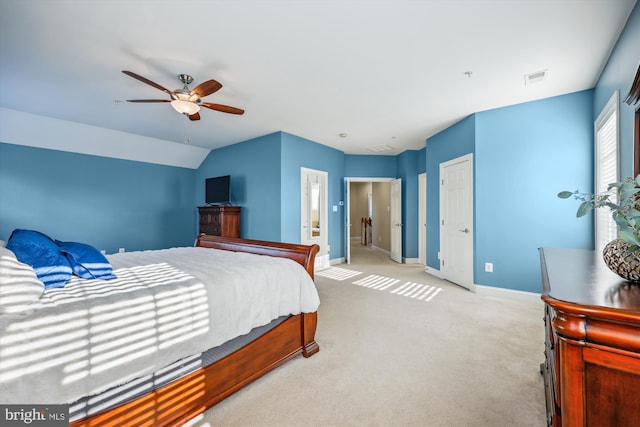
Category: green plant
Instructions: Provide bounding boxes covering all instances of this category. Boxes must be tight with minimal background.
[558,175,640,249]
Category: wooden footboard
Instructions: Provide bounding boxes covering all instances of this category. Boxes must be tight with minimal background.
[71,235,320,427]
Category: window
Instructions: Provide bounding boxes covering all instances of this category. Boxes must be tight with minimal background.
[623,64,640,175]
[594,91,619,252]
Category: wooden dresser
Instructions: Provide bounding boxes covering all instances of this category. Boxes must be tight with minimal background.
[198,206,241,238]
[539,247,640,427]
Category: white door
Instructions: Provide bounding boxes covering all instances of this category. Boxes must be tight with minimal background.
[439,154,474,291]
[301,168,329,269]
[418,173,427,266]
[345,178,351,264]
[390,178,402,263]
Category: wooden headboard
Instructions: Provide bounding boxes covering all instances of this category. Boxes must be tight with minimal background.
[195,234,320,280]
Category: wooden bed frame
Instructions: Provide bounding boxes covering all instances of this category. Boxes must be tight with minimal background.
[70,234,320,427]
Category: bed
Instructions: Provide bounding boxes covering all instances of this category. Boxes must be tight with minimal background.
[0,232,320,426]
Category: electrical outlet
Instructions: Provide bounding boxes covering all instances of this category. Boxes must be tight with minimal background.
[485,262,493,273]
[119,248,125,254]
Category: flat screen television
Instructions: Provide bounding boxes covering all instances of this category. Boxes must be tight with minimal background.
[205,175,231,205]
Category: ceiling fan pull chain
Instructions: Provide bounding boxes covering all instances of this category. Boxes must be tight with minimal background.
[183,114,190,145]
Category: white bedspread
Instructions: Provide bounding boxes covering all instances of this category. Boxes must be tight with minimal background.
[0,246,319,405]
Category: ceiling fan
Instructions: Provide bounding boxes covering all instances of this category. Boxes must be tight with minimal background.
[122,70,244,121]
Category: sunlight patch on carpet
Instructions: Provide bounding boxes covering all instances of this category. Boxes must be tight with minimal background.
[319,269,444,302]
[391,282,443,301]
[353,275,400,290]
[316,267,362,281]
[350,275,443,302]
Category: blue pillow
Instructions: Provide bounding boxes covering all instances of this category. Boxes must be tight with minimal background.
[6,229,72,289]
[55,240,116,280]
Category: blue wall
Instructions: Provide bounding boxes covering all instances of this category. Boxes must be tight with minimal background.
[594,2,639,179]
[425,91,594,293]
[196,132,282,241]
[475,90,594,292]
[0,133,416,265]
[417,147,426,174]
[425,115,476,270]
[198,131,347,259]
[280,132,345,259]
[344,154,397,177]
[396,150,420,260]
[343,152,422,260]
[197,135,423,262]
[0,142,196,253]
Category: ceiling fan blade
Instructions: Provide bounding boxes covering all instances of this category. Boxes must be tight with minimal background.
[125,99,170,103]
[202,102,245,115]
[188,112,201,121]
[122,70,171,94]
[191,79,222,98]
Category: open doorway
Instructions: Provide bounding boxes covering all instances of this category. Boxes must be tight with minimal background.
[345,178,400,263]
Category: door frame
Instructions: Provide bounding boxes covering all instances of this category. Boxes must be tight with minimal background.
[390,178,402,263]
[301,167,329,269]
[418,173,427,267]
[344,177,398,264]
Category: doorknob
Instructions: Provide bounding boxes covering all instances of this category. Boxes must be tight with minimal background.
[459,228,470,233]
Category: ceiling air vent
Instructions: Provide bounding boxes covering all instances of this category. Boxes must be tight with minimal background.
[367,144,394,153]
[525,69,548,86]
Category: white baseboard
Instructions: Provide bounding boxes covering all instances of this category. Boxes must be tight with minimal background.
[315,253,330,270]
[476,285,542,301]
[371,245,390,256]
[330,257,345,265]
[421,269,539,299]
[424,266,443,279]
[403,257,420,264]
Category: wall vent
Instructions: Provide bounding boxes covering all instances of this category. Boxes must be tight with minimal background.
[525,69,548,85]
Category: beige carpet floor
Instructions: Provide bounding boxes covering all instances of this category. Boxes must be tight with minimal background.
[186,244,547,427]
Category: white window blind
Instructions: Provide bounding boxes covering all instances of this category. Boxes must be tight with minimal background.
[594,91,619,252]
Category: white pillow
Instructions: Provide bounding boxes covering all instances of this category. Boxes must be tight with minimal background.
[0,246,45,314]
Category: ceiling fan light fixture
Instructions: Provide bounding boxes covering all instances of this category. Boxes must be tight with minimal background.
[173,90,190,101]
[171,99,200,115]
[122,71,242,118]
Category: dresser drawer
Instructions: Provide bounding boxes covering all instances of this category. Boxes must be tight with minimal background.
[199,224,221,235]
[198,206,241,238]
[200,213,221,225]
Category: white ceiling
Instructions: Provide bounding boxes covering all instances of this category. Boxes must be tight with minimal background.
[0,0,636,158]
